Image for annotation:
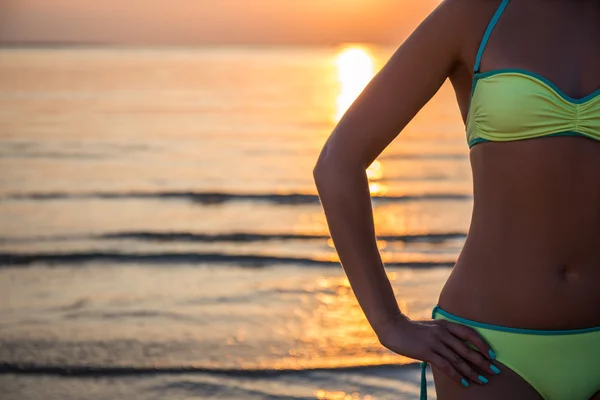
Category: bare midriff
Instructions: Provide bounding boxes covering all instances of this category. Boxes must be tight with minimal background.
[438,136,600,330]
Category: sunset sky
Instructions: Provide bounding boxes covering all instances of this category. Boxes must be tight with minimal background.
[1,0,440,45]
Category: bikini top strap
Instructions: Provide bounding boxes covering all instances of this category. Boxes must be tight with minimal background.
[473,0,511,73]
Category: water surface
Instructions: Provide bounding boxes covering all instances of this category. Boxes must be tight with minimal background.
[0,45,472,399]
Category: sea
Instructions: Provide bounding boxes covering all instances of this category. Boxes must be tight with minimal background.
[0,46,473,400]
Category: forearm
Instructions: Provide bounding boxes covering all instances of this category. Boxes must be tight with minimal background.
[313,156,405,335]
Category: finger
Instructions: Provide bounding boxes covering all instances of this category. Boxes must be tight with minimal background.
[428,352,467,386]
[433,343,483,385]
[442,333,499,376]
[443,321,495,360]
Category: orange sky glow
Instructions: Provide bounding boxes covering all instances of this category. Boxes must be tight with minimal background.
[1,0,440,45]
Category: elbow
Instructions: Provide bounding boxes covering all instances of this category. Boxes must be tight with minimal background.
[312,162,328,190]
[313,142,361,187]
[313,143,337,186]
[312,156,327,185]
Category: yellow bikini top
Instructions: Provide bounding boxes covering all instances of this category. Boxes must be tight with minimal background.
[466,0,600,148]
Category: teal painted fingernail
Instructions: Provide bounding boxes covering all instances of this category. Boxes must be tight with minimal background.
[488,349,496,359]
[478,375,488,384]
[491,364,501,374]
[461,378,469,387]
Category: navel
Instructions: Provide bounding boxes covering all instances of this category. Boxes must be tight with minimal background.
[558,264,580,282]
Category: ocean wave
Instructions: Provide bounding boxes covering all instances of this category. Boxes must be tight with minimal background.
[102,231,466,243]
[0,141,154,160]
[0,231,466,244]
[0,151,109,160]
[0,251,455,268]
[0,361,417,377]
[2,190,472,205]
[62,310,207,324]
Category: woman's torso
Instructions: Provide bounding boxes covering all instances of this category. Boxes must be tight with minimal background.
[438,0,600,329]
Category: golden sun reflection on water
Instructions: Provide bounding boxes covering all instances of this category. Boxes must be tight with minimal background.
[367,162,388,196]
[365,160,383,180]
[315,389,373,400]
[335,46,374,122]
[267,272,420,370]
[334,47,388,197]
[278,48,442,394]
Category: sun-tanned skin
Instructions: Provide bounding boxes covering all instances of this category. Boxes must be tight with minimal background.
[313,0,600,398]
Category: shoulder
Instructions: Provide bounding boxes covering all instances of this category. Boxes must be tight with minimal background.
[425,0,504,37]
[435,0,504,19]
[410,0,502,46]
[416,0,505,69]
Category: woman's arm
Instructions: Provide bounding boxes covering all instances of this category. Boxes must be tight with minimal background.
[314,0,498,386]
[314,0,462,333]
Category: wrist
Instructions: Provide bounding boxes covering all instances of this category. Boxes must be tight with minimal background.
[372,312,411,340]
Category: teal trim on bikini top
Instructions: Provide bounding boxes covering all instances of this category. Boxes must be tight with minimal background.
[466,0,600,148]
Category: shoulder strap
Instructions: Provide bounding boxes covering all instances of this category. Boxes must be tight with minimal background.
[474,0,510,73]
